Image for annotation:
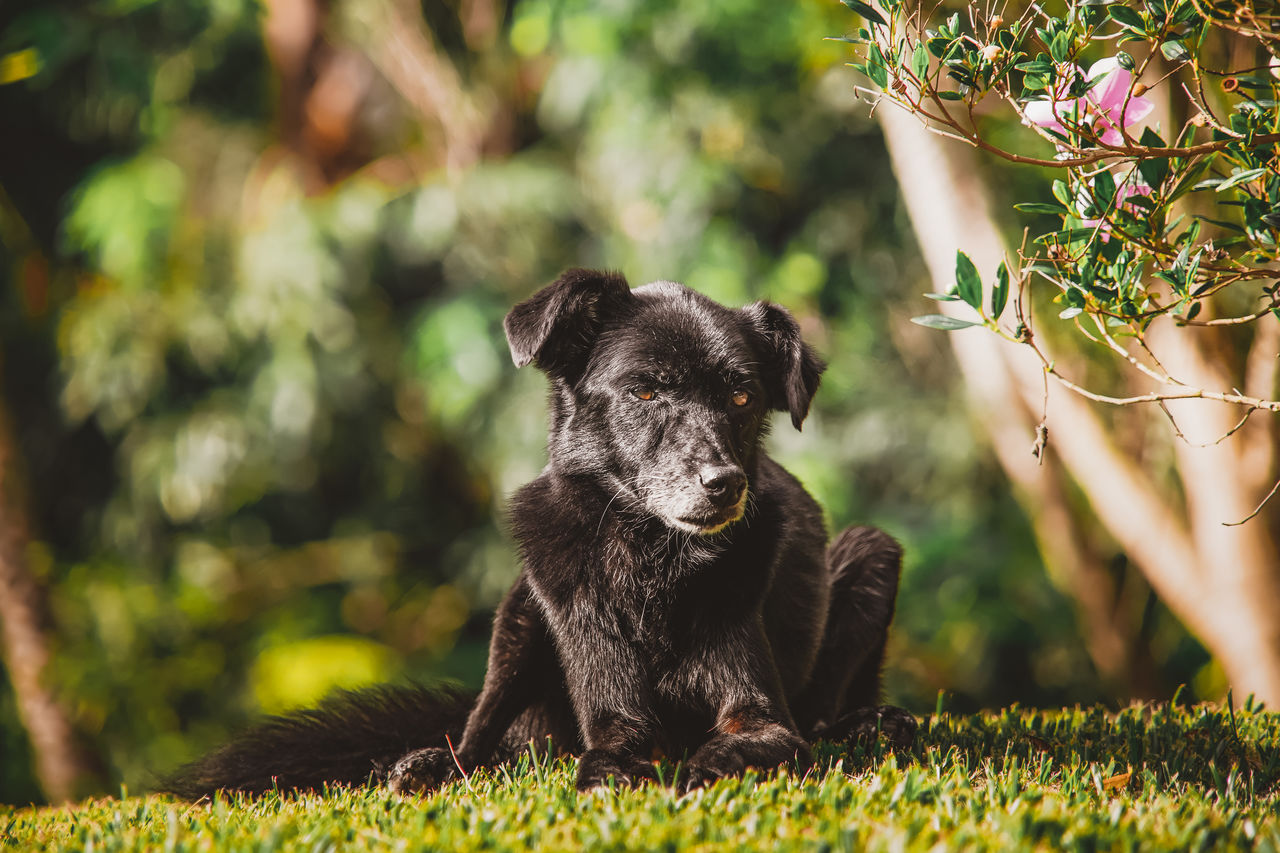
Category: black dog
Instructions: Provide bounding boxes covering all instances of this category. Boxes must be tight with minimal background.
[167,269,913,797]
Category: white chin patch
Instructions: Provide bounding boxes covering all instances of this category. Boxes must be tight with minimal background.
[665,497,747,536]
[665,517,731,536]
[665,517,713,534]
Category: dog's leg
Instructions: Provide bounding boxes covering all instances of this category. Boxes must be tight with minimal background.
[791,526,915,748]
[388,579,556,793]
[553,603,662,791]
[676,622,811,791]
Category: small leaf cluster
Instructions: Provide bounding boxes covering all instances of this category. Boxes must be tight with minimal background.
[913,251,1011,330]
[841,0,1280,357]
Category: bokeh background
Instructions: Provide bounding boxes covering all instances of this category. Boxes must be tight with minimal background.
[0,0,1214,804]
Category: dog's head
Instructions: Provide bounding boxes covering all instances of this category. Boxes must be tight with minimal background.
[505,268,824,535]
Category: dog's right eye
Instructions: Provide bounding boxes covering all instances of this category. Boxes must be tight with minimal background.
[631,388,656,401]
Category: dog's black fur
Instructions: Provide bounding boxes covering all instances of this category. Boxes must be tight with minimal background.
[165,269,912,798]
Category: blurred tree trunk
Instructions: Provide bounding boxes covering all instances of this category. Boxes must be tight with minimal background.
[878,104,1280,705]
[259,0,494,192]
[0,394,98,802]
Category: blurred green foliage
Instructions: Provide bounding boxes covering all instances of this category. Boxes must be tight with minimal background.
[0,0,1208,804]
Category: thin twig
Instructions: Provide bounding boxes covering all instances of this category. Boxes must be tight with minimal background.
[1088,315,1188,390]
[1006,328,1280,412]
[1224,476,1280,526]
[1179,297,1280,326]
[1158,400,1258,447]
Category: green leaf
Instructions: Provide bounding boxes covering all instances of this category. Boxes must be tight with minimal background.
[1184,249,1202,287]
[867,44,889,88]
[840,0,888,27]
[1093,170,1116,207]
[911,43,928,79]
[954,250,982,310]
[1048,31,1070,64]
[991,261,1010,319]
[1014,203,1067,215]
[1059,306,1084,319]
[1137,127,1168,188]
[923,292,964,301]
[1216,168,1268,191]
[1015,60,1055,75]
[911,314,982,330]
[1026,263,1062,279]
[1167,160,1211,203]
[1159,40,1190,62]
[1193,215,1246,234]
[1035,228,1098,244]
[1108,5,1145,31]
[937,90,965,100]
[1052,180,1074,211]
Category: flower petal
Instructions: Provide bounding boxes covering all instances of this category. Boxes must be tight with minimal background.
[1024,97,1079,133]
[1098,124,1125,146]
[1116,94,1155,127]
[1087,58,1132,112]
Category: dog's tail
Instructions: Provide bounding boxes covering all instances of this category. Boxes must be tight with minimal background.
[161,683,474,799]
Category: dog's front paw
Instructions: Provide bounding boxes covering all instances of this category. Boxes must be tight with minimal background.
[847,705,918,750]
[575,749,657,791]
[679,731,811,792]
[678,744,746,792]
[386,747,460,794]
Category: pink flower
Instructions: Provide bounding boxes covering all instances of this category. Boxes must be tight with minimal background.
[1024,58,1155,146]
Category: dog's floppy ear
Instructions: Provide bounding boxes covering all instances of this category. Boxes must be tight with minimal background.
[742,301,826,430]
[504,268,632,380]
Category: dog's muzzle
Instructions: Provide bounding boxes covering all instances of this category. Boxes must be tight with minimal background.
[663,465,748,535]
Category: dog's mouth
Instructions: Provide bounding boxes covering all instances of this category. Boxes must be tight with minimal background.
[669,500,747,536]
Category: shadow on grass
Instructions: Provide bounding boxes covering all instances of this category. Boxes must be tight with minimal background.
[817,699,1278,800]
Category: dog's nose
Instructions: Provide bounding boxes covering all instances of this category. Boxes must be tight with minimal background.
[699,466,746,507]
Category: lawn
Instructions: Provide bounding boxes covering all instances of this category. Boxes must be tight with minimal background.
[5,700,1277,851]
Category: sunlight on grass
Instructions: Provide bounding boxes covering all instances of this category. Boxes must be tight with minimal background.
[5,702,1276,851]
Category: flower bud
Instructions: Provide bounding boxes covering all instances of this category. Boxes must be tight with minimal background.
[1132,83,1148,97]
[989,14,1004,28]
[980,44,1004,63]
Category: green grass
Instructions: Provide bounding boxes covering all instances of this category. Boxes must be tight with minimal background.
[5,701,1278,851]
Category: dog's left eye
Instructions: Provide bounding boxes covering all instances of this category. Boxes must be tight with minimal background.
[731,390,751,407]
[632,388,656,401]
